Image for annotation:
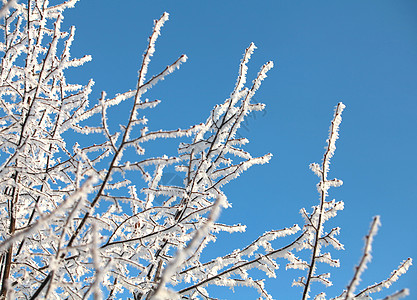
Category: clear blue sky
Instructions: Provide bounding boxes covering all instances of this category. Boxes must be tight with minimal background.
[63,1,417,299]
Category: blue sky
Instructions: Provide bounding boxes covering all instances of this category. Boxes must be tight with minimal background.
[63,1,417,299]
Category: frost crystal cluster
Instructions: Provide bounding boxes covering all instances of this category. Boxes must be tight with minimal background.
[0,1,412,299]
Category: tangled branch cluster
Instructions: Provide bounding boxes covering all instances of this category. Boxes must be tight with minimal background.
[0,1,412,299]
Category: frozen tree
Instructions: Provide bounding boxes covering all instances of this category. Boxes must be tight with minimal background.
[0,0,412,299]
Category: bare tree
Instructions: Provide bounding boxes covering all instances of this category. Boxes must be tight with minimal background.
[0,1,412,299]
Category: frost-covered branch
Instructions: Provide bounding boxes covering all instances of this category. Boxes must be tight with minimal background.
[344,216,381,300]
[381,289,410,300]
[151,194,226,300]
[355,258,412,298]
[296,103,346,300]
